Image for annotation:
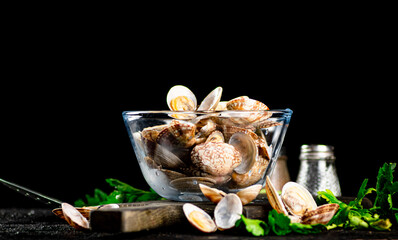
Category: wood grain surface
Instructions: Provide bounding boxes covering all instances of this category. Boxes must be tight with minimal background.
[89,196,373,233]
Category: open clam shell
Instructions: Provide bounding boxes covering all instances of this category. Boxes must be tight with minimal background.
[199,183,226,204]
[167,85,197,111]
[236,184,262,205]
[229,132,258,174]
[281,182,317,216]
[197,86,223,111]
[265,176,288,215]
[61,203,90,230]
[214,193,243,230]
[301,203,339,225]
[183,203,217,233]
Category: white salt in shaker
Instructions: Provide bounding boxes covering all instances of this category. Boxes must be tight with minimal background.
[296,144,341,196]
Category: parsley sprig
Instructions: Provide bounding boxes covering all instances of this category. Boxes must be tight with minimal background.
[74,178,164,207]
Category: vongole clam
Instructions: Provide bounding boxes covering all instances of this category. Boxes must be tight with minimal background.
[53,203,119,230]
[265,176,339,225]
[167,85,223,112]
[183,184,262,232]
[139,85,281,193]
[184,194,243,232]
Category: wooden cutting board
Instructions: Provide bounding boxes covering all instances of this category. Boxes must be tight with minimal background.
[89,196,372,233]
[90,198,270,232]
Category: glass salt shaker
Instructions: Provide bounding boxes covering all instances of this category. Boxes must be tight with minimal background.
[270,147,291,192]
[296,144,341,196]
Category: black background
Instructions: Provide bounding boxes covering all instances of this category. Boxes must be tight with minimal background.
[1,16,397,208]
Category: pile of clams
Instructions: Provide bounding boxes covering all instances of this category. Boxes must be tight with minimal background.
[137,85,281,194]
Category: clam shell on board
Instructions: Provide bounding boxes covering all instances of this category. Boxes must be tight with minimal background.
[265,176,288,215]
[61,203,90,230]
[52,206,93,221]
[214,193,243,230]
[183,203,217,233]
[301,203,339,225]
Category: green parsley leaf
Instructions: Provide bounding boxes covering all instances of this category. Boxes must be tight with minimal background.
[236,215,268,236]
[268,209,292,235]
[74,178,164,207]
[374,163,398,222]
[290,222,325,234]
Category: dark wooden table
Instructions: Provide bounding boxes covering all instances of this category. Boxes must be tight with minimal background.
[1,208,398,240]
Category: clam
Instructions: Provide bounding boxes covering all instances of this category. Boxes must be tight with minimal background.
[61,202,90,230]
[152,143,186,169]
[195,119,217,144]
[265,176,288,215]
[205,130,224,143]
[226,96,269,111]
[197,86,223,111]
[141,124,168,142]
[215,101,228,110]
[199,183,226,203]
[97,203,120,210]
[236,184,263,205]
[200,183,262,205]
[301,203,339,225]
[183,203,217,233]
[183,194,243,232]
[214,193,243,230]
[159,169,187,181]
[52,206,93,221]
[170,177,216,191]
[266,176,340,225]
[231,155,268,188]
[167,85,223,112]
[156,120,196,148]
[226,96,271,124]
[228,132,258,174]
[281,182,317,216]
[167,85,197,111]
[191,141,241,176]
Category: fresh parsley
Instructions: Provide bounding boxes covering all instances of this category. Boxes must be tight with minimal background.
[237,162,397,236]
[74,178,164,207]
[319,162,397,231]
[236,210,325,236]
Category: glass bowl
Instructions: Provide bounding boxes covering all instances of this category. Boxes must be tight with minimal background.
[122,109,292,202]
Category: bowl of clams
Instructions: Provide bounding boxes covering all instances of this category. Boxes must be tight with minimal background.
[123,85,292,202]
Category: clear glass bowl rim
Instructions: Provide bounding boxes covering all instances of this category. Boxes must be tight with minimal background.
[122,108,293,116]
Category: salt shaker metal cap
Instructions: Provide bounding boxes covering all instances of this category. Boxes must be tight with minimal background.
[296,144,341,196]
[299,144,335,160]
